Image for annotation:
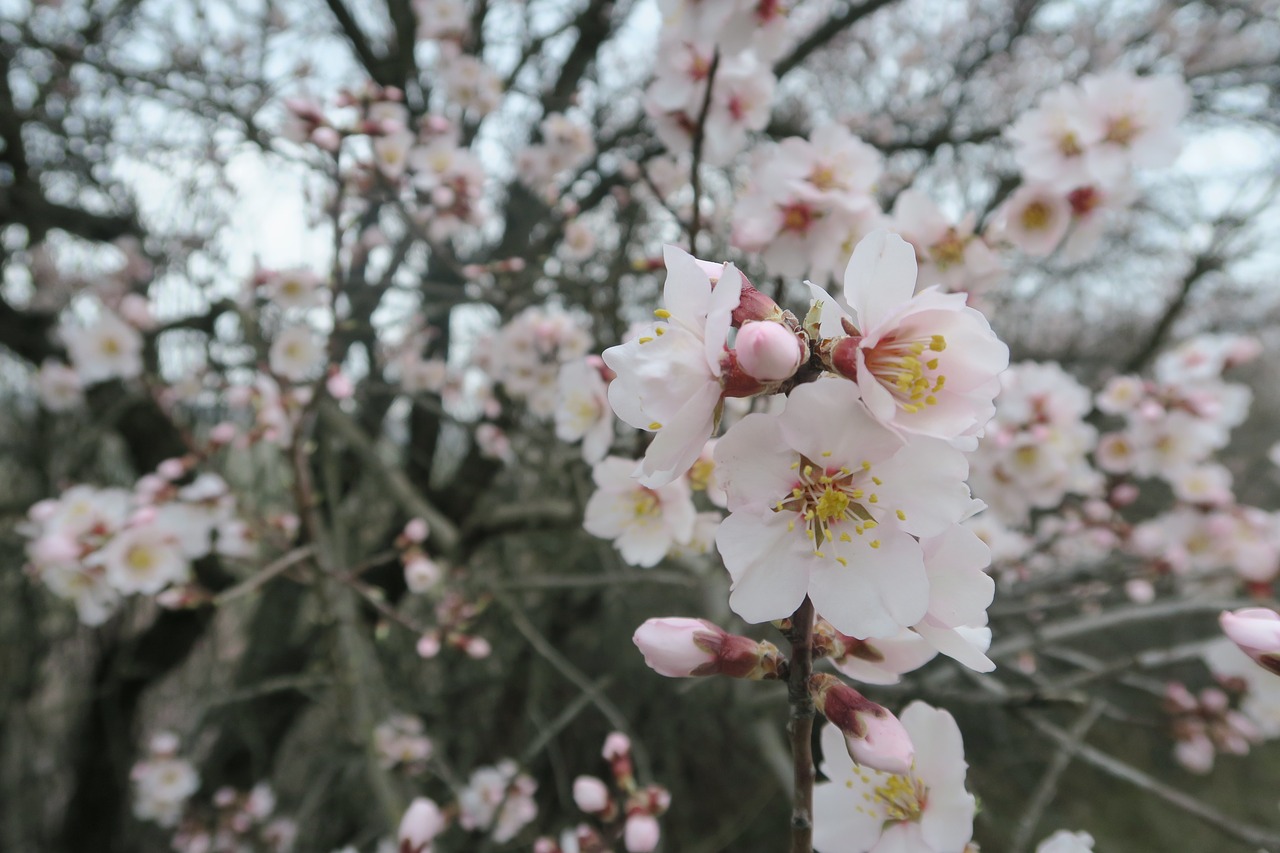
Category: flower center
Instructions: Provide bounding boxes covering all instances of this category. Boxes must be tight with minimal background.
[863,333,947,414]
[1057,130,1082,157]
[930,231,967,269]
[1020,201,1053,232]
[632,490,660,520]
[1105,114,1139,145]
[873,773,927,822]
[808,165,838,191]
[771,456,895,554]
[126,545,156,572]
[779,201,818,234]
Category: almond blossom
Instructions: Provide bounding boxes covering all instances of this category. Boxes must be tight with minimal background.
[602,246,741,487]
[583,456,697,567]
[811,229,1008,448]
[812,701,976,853]
[555,358,615,464]
[64,310,144,384]
[889,190,1001,294]
[713,381,974,638]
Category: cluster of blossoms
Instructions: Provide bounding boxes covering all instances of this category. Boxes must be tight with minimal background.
[170,783,297,853]
[284,86,488,243]
[22,466,253,625]
[480,305,594,419]
[996,70,1190,260]
[643,0,783,166]
[1162,679,1260,774]
[518,112,598,199]
[1153,608,1280,774]
[967,361,1101,526]
[535,732,671,853]
[132,732,200,828]
[570,226,1014,850]
[133,736,294,853]
[732,125,885,281]
[412,588,492,660]
[590,230,1007,660]
[730,129,1004,292]
[395,759,538,851]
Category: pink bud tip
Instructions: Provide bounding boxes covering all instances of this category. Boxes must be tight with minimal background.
[602,732,631,760]
[403,518,430,543]
[623,813,661,853]
[734,321,805,382]
[571,775,610,814]
[1220,608,1280,675]
[632,617,721,677]
[398,798,445,851]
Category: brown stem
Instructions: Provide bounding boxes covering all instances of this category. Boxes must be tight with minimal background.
[686,50,720,256]
[785,597,816,853]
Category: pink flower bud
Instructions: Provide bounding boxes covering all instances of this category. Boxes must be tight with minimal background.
[311,126,342,152]
[158,458,187,480]
[572,775,610,814]
[1220,608,1280,676]
[463,636,491,659]
[404,555,441,593]
[416,632,442,658]
[326,370,354,399]
[602,732,630,760]
[209,422,238,445]
[403,518,430,543]
[623,813,661,853]
[734,321,805,382]
[632,618,720,677]
[398,798,445,853]
[632,617,784,679]
[731,277,783,325]
[809,674,914,775]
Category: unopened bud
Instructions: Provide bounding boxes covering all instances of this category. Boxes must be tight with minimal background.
[731,277,784,325]
[734,321,805,382]
[572,775,610,814]
[825,335,863,382]
[1220,608,1280,676]
[398,798,445,853]
[809,673,914,774]
[623,813,661,853]
[632,617,783,679]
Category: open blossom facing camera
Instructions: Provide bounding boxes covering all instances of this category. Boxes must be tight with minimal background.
[602,246,741,487]
[64,310,144,384]
[583,457,696,567]
[813,229,1008,448]
[713,381,974,639]
[813,702,975,853]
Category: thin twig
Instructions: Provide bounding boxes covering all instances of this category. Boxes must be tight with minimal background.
[1009,701,1103,853]
[784,597,816,853]
[687,50,720,256]
[491,587,652,782]
[1018,711,1280,851]
[212,546,313,605]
